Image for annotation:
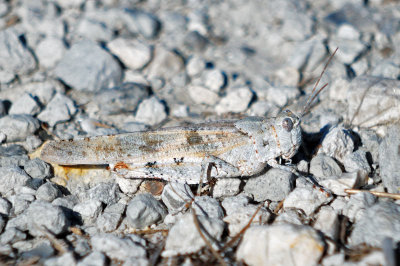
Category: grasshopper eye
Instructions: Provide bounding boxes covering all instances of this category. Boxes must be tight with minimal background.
[282,118,293,132]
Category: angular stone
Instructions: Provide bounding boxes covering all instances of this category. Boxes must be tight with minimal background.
[0,115,40,142]
[216,87,253,114]
[188,85,219,105]
[0,28,36,75]
[54,40,122,92]
[310,154,342,179]
[108,38,152,70]
[244,168,295,202]
[193,196,224,219]
[212,178,241,198]
[236,224,325,266]
[379,124,400,193]
[320,126,354,163]
[162,213,225,257]
[134,96,167,126]
[36,182,63,202]
[37,93,76,127]
[91,234,146,260]
[0,166,31,195]
[36,37,66,68]
[350,202,400,247]
[283,187,333,216]
[9,93,41,115]
[121,9,161,39]
[126,193,167,229]
[161,182,194,212]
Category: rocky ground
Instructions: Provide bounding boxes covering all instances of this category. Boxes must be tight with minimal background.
[0,0,400,265]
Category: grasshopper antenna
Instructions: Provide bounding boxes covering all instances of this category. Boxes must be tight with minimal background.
[300,47,338,118]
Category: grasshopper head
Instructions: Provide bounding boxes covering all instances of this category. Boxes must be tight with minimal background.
[274,109,302,160]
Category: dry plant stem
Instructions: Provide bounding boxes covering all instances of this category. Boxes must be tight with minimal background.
[191,209,227,266]
[221,203,263,252]
[345,189,400,200]
[273,200,284,214]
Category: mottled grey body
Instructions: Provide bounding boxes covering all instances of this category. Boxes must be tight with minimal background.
[40,110,302,184]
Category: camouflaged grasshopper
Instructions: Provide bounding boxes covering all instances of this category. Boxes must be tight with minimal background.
[40,49,337,185]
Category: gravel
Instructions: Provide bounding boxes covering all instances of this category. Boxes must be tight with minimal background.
[0,0,399,264]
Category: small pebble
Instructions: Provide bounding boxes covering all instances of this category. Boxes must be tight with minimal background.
[161,182,194,212]
[126,193,167,229]
[162,213,225,257]
[320,126,354,163]
[9,93,41,116]
[108,38,153,70]
[216,87,253,114]
[73,200,103,225]
[135,96,167,126]
[37,93,77,127]
[236,224,325,266]
[309,154,342,180]
[379,124,400,193]
[244,168,295,202]
[0,115,40,142]
[36,182,63,202]
[283,187,333,216]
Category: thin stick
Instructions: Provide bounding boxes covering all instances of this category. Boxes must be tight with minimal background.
[301,47,338,117]
[345,189,400,200]
[191,209,227,266]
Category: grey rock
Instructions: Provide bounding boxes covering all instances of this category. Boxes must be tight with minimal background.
[20,240,55,261]
[145,46,184,80]
[126,193,167,229]
[320,126,354,163]
[0,166,31,195]
[309,154,342,180]
[9,194,33,215]
[44,252,76,266]
[24,158,51,180]
[88,182,120,205]
[36,37,66,68]
[72,237,91,257]
[36,182,62,202]
[115,176,142,195]
[162,213,225,257]
[236,224,325,266]
[122,257,148,266]
[350,202,400,247]
[24,135,43,153]
[329,38,366,64]
[0,228,27,245]
[188,85,219,105]
[9,93,41,115]
[313,206,339,240]
[0,197,11,216]
[121,9,161,39]
[25,201,70,236]
[343,191,376,223]
[183,31,208,52]
[89,83,149,116]
[272,67,299,87]
[37,93,77,127]
[358,128,380,163]
[216,87,253,114]
[193,196,224,219]
[202,69,226,92]
[161,182,194,212]
[73,200,103,225]
[186,56,206,77]
[54,40,122,92]
[283,187,333,216]
[135,96,167,126]
[0,115,40,142]
[265,86,300,108]
[319,172,368,196]
[107,38,152,70]
[379,124,400,193]
[346,76,400,128]
[76,18,114,42]
[91,234,146,260]
[212,178,241,198]
[0,28,36,75]
[288,37,326,72]
[96,203,126,232]
[274,209,304,225]
[222,195,271,236]
[244,168,295,202]
[343,149,370,174]
[52,195,78,210]
[77,251,106,266]
[371,60,400,79]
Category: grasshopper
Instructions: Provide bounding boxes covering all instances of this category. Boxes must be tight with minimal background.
[40,49,337,185]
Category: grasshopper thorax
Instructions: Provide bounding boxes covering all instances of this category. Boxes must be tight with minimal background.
[273,109,302,160]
